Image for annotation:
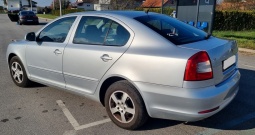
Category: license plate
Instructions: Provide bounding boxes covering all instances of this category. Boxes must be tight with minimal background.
[223,55,236,70]
[27,20,33,22]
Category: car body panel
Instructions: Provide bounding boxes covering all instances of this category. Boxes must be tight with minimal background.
[134,69,240,121]
[180,37,238,88]
[25,15,79,88]
[26,42,66,88]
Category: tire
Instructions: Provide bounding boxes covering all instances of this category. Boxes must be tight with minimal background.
[18,20,22,25]
[9,56,31,87]
[104,80,148,130]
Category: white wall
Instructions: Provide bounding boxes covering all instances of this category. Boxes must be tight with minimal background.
[94,4,110,11]
[77,3,94,10]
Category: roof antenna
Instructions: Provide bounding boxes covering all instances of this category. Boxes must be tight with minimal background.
[145,2,155,14]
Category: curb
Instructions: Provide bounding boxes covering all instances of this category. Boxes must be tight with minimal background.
[239,48,255,54]
[38,17,54,21]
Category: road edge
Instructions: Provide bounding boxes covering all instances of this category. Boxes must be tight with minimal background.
[239,48,255,54]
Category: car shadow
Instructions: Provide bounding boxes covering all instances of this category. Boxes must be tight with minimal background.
[27,81,46,88]
[138,68,255,131]
[138,118,181,130]
[23,22,48,26]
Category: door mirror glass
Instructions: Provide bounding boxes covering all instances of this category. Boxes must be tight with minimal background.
[25,32,36,41]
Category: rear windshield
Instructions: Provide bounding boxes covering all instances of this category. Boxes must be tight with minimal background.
[21,11,35,15]
[134,14,207,45]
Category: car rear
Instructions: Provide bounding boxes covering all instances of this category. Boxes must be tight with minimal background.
[132,13,240,121]
[19,11,38,24]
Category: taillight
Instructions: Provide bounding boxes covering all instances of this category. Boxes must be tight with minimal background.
[21,16,26,19]
[34,16,38,18]
[184,51,213,81]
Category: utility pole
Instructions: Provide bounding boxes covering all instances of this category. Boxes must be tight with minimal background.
[161,0,164,14]
[30,0,32,11]
[59,0,62,16]
[53,0,55,10]
[195,0,200,27]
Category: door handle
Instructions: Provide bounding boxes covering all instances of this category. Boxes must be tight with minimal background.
[54,49,62,55]
[101,54,112,62]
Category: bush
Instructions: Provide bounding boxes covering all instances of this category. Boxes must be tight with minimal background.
[214,11,255,31]
[52,9,85,16]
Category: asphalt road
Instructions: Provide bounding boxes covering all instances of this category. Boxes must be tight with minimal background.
[0,14,255,135]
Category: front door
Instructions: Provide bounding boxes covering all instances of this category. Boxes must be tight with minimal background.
[26,16,77,88]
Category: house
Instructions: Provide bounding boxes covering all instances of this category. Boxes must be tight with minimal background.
[141,0,176,8]
[76,0,111,11]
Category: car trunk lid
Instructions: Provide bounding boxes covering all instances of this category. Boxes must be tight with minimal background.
[180,37,238,85]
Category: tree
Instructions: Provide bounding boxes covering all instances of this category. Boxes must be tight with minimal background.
[51,0,71,10]
[3,0,7,5]
[224,0,242,2]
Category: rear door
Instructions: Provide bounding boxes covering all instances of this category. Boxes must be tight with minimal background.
[63,15,134,94]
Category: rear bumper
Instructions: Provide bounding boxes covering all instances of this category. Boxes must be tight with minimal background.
[20,19,38,23]
[134,70,240,121]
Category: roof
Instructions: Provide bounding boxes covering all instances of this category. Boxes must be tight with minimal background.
[141,0,169,8]
[68,11,158,18]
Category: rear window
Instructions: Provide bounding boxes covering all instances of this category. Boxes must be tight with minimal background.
[21,11,35,15]
[134,14,207,45]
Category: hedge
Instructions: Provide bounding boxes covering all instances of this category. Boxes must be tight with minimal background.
[52,9,84,16]
[214,11,255,31]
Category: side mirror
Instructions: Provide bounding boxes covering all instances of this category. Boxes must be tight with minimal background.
[25,32,36,41]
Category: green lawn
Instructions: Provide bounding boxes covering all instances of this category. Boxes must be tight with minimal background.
[37,14,59,19]
[213,31,255,50]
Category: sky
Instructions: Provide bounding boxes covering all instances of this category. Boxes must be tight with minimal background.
[1,0,77,7]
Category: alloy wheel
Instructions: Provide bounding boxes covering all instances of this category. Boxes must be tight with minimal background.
[109,91,135,123]
[11,62,24,83]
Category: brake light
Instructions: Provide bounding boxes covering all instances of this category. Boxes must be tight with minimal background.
[184,51,213,81]
[21,16,26,19]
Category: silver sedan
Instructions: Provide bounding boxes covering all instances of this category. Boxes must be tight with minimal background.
[6,11,240,130]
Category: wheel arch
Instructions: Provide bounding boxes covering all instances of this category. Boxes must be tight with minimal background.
[8,53,17,64]
[7,52,30,78]
[99,76,146,108]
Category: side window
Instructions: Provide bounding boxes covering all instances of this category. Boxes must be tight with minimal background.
[73,16,111,45]
[37,16,76,43]
[105,21,130,46]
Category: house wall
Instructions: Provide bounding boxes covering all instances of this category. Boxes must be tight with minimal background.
[94,4,110,11]
[77,3,94,10]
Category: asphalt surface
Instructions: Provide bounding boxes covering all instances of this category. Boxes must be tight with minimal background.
[0,14,255,135]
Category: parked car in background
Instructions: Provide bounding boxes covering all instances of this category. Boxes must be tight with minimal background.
[17,11,39,25]
[6,11,240,130]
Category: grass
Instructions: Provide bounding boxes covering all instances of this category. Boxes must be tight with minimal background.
[37,14,59,19]
[213,31,255,50]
